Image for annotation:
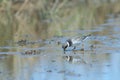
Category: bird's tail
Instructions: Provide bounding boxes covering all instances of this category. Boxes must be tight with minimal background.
[81,34,91,41]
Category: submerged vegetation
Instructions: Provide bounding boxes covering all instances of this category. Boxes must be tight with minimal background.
[0,0,120,46]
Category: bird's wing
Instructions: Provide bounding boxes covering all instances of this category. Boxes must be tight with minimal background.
[71,34,91,44]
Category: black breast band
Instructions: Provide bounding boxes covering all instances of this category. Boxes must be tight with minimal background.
[67,39,73,46]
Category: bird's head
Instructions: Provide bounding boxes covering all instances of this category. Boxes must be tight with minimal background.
[62,43,68,51]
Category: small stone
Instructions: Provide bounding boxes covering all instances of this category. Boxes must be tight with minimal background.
[80,48,84,51]
[58,70,66,73]
[47,70,52,72]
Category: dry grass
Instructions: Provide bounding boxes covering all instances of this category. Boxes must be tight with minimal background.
[0,0,120,45]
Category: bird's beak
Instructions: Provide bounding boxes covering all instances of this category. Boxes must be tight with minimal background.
[62,45,65,51]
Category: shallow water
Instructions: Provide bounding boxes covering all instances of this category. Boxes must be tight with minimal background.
[0,16,120,80]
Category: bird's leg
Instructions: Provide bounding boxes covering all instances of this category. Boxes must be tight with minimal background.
[80,44,84,51]
[82,44,84,48]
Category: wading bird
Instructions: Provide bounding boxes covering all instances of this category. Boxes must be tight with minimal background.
[62,34,91,51]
